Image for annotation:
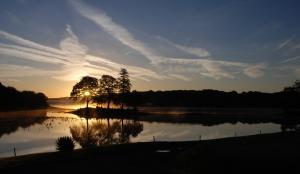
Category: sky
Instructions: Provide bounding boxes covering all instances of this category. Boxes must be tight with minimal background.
[1,0,300,98]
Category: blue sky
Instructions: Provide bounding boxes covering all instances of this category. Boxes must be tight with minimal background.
[1,0,300,97]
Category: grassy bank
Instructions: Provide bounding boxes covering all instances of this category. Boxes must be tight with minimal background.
[0,131,299,173]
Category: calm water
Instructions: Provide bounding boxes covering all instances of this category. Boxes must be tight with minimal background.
[0,109,282,158]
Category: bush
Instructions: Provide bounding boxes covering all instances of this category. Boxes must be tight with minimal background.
[56,136,75,152]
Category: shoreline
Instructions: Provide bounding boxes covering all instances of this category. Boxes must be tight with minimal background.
[0,131,299,173]
[1,107,299,126]
[71,107,300,126]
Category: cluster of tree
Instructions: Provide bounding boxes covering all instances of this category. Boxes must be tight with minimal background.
[0,82,48,111]
[128,81,300,108]
[70,68,131,109]
[71,72,300,108]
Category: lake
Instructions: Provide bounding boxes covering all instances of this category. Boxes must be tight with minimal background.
[0,108,283,158]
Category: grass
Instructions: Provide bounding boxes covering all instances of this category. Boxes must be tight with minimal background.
[0,131,299,173]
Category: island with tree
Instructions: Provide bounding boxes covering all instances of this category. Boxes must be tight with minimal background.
[70,68,136,117]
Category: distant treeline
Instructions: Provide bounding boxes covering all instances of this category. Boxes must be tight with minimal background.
[128,90,300,108]
[0,83,48,111]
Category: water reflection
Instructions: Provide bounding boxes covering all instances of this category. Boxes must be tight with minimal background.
[68,108,143,147]
[70,119,143,147]
[0,109,48,138]
[1,108,300,158]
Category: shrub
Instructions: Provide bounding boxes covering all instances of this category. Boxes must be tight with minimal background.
[56,136,75,152]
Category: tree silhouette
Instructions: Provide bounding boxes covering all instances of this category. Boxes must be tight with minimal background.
[284,80,300,92]
[98,75,117,109]
[70,119,143,147]
[0,82,48,110]
[126,90,142,109]
[70,76,98,108]
[117,68,131,109]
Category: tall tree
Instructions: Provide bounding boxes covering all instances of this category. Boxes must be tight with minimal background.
[70,76,98,108]
[99,75,117,109]
[117,68,131,109]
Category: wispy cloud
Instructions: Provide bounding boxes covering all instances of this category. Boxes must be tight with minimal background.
[167,74,191,81]
[60,24,88,57]
[0,64,58,78]
[173,45,210,58]
[153,58,249,79]
[0,26,162,81]
[0,0,268,84]
[280,56,300,64]
[0,30,64,56]
[155,36,210,58]
[277,38,293,50]
[0,43,67,64]
[70,0,158,62]
[276,37,300,50]
[70,0,267,80]
[243,64,266,78]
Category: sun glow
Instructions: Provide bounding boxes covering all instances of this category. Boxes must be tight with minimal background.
[84,91,90,96]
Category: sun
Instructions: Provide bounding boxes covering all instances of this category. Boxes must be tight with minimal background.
[84,91,90,96]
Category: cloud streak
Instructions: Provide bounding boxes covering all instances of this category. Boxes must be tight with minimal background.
[70,0,267,80]
[70,0,158,62]
[0,26,162,82]
[280,56,300,64]
[243,64,266,78]
[152,58,250,79]
[0,30,64,56]
[0,64,58,78]
[277,38,293,50]
[0,0,269,85]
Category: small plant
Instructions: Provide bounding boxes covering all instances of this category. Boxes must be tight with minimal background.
[56,136,75,152]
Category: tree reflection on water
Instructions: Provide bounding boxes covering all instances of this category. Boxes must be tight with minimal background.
[0,109,48,138]
[70,118,143,148]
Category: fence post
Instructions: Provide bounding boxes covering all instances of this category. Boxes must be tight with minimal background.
[13,147,16,157]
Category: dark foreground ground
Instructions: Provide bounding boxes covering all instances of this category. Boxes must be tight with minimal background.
[0,132,300,174]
